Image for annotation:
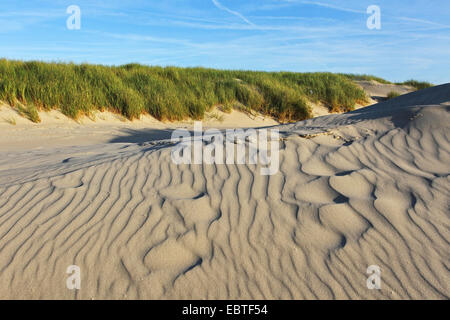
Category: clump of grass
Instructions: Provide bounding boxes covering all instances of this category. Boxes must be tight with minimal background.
[386,91,401,99]
[343,75,434,91]
[218,103,233,114]
[0,59,374,122]
[4,117,16,125]
[206,111,225,122]
[341,73,392,84]
[398,80,433,91]
[16,103,41,123]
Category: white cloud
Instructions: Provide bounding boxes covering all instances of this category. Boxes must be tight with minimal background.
[281,0,364,14]
[211,0,255,26]
[396,16,450,29]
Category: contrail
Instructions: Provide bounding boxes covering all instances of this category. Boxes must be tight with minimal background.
[212,0,254,26]
[295,0,364,14]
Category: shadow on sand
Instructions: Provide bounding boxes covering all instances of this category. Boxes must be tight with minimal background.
[109,128,176,144]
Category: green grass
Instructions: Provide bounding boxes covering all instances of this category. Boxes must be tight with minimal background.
[4,117,16,125]
[341,74,392,84]
[17,103,41,123]
[386,91,401,100]
[342,74,435,91]
[398,80,434,91]
[206,111,225,122]
[0,59,372,122]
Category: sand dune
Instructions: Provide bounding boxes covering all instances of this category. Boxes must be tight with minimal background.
[0,84,449,299]
[355,80,415,103]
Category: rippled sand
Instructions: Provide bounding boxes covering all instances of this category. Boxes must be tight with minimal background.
[0,84,449,299]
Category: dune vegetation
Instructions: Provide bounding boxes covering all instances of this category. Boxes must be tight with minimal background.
[399,80,434,91]
[341,73,393,84]
[16,103,41,123]
[386,91,401,100]
[0,59,372,122]
[0,59,433,122]
[342,73,434,91]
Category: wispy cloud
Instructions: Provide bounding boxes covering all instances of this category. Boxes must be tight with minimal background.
[0,10,64,18]
[94,31,197,47]
[281,0,450,29]
[211,0,255,26]
[396,16,450,29]
[282,0,365,14]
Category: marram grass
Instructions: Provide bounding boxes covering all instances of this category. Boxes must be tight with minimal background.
[399,80,434,91]
[0,59,373,122]
[386,91,401,100]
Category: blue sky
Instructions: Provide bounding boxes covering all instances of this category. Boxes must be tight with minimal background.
[1,0,449,83]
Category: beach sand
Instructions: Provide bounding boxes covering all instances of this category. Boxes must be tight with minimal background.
[0,84,448,299]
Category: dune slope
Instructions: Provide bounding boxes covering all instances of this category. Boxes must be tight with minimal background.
[0,84,449,299]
